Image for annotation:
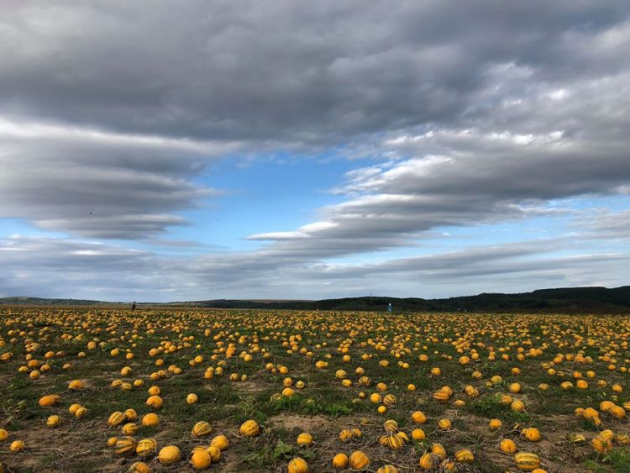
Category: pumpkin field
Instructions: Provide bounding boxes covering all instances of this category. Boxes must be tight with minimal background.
[1,308,630,472]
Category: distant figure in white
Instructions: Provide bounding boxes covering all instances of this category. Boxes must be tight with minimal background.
[388,302,392,313]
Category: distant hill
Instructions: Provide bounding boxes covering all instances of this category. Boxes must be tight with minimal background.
[187,286,630,313]
[2,286,629,313]
[0,297,120,306]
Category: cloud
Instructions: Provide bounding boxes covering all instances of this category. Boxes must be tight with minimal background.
[1,1,630,297]
[1,235,627,301]
[0,117,236,238]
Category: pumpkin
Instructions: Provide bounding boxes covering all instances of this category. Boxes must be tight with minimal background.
[500,438,518,454]
[419,453,439,470]
[431,443,447,460]
[69,403,82,415]
[107,437,118,448]
[567,433,586,444]
[191,450,212,470]
[192,421,212,438]
[297,433,313,447]
[349,451,370,470]
[210,434,229,451]
[142,413,160,427]
[412,411,427,424]
[438,418,452,431]
[591,435,612,453]
[332,453,349,469]
[114,437,137,457]
[509,383,521,393]
[127,462,151,473]
[411,428,426,441]
[288,457,309,473]
[136,438,157,457]
[383,394,397,406]
[124,409,138,421]
[599,429,614,440]
[207,445,221,463]
[146,395,163,409]
[511,400,525,412]
[187,393,199,404]
[240,419,260,437]
[46,415,60,428]
[158,445,181,465]
[433,390,450,403]
[522,428,541,442]
[39,394,60,407]
[377,466,399,473]
[514,452,541,471]
[108,411,126,427]
[10,440,26,452]
[339,429,354,441]
[68,379,84,390]
[384,434,404,451]
[0,429,8,441]
[74,406,88,418]
[455,448,474,463]
[122,423,139,435]
[383,419,398,433]
[489,419,502,431]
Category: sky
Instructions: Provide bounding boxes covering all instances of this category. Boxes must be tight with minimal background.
[1,0,629,302]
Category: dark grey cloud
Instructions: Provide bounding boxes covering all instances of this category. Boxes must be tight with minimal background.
[0,119,235,238]
[1,1,628,144]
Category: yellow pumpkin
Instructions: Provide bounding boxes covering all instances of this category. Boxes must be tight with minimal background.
[206,445,221,463]
[114,437,137,457]
[514,452,541,471]
[500,438,518,454]
[127,462,151,473]
[187,393,199,404]
[191,450,212,470]
[240,419,260,437]
[108,411,126,427]
[455,448,474,462]
[0,429,8,441]
[591,435,612,453]
[297,433,313,447]
[431,443,447,460]
[136,438,157,457]
[339,429,354,441]
[142,413,160,427]
[288,457,309,473]
[332,453,349,469]
[438,418,452,431]
[122,423,139,436]
[210,434,229,451]
[412,411,427,424]
[46,415,60,428]
[146,395,163,409]
[192,421,212,438]
[68,379,84,390]
[522,428,541,442]
[383,419,398,433]
[10,440,26,452]
[349,451,370,470]
[411,428,426,441]
[158,445,181,465]
[377,466,399,473]
[419,453,438,470]
[489,419,502,431]
[39,394,60,407]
